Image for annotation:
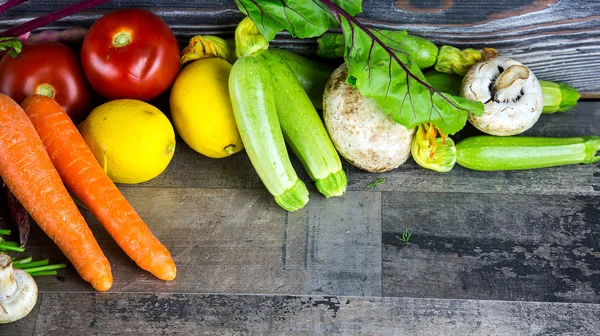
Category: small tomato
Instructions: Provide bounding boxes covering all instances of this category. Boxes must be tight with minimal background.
[0,42,92,123]
[81,8,181,101]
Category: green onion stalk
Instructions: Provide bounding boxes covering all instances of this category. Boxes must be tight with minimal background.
[10,257,66,277]
[0,233,24,253]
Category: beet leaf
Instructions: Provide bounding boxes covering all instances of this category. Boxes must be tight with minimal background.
[236,0,484,135]
[0,37,22,58]
[234,0,361,41]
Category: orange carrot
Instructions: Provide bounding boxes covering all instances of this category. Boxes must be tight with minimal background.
[22,95,176,281]
[0,93,112,291]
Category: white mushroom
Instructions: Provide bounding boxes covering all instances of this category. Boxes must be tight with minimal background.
[323,64,415,173]
[0,254,37,324]
[460,56,544,136]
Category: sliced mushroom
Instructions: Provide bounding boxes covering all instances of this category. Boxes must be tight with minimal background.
[0,254,38,324]
[460,56,544,136]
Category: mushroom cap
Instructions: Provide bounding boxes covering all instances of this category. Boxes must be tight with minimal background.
[0,256,38,324]
[461,56,544,136]
[323,64,415,173]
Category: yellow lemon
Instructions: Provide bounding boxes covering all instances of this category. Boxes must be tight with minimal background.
[79,99,176,184]
[170,57,243,158]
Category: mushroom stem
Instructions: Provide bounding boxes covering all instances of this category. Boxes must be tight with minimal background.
[0,255,17,298]
[482,48,498,61]
[492,65,529,103]
[0,254,38,324]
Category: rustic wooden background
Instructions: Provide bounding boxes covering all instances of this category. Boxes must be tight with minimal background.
[2,0,600,96]
[1,0,600,335]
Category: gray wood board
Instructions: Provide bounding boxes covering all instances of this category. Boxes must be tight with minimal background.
[11,187,383,296]
[0,296,40,335]
[140,101,600,196]
[0,0,599,333]
[382,192,600,303]
[0,0,599,94]
[3,292,600,336]
[0,101,597,304]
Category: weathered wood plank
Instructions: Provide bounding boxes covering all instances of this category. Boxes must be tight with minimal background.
[15,187,382,296]
[12,292,599,336]
[0,294,40,336]
[138,101,600,196]
[285,192,382,296]
[382,192,600,303]
[0,0,598,93]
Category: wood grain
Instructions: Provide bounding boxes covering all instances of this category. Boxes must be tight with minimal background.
[0,296,41,335]
[0,1,598,332]
[10,292,600,336]
[140,101,600,196]
[0,0,598,93]
[17,187,383,296]
[382,192,600,303]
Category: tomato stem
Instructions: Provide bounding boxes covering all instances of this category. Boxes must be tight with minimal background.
[35,83,56,99]
[112,32,131,48]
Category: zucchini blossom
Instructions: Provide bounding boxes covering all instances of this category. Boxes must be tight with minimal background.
[180,35,236,65]
[435,46,484,76]
[235,17,269,58]
[411,123,456,173]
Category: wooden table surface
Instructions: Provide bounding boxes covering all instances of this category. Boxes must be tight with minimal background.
[1,1,600,335]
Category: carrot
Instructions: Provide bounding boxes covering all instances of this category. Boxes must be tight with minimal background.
[0,93,112,291]
[22,95,177,281]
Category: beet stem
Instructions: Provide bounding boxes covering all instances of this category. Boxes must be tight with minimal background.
[0,0,112,37]
[0,0,29,16]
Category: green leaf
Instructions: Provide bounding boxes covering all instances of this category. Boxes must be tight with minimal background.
[365,177,385,190]
[0,37,22,58]
[234,0,482,134]
[396,229,411,243]
[235,0,362,41]
[338,17,484,135]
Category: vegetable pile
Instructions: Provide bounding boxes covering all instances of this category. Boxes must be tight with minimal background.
[0,0,597,323]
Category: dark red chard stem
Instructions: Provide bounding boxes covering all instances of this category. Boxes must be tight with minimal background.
[27,27,88,44]
[0,0,111,37]
[0,0,29,16]
[3,183,30,247]
[316,0,464,111]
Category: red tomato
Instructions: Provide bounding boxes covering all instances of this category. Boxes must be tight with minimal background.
[0,42,92,123]
[81,9,181,101]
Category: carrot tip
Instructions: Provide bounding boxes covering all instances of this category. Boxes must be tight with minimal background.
[92,274,113,292]
[155,262,177,281]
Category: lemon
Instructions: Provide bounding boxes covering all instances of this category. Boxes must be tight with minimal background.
[170,57,243,158]
[79,99,176,184]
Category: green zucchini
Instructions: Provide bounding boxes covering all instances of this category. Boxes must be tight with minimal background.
[540,80,581,114]
[456,135,600,171]
[257,50,347,197]
[229,55,309,211]
[267,48,333,110]
[423,70,463,97]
